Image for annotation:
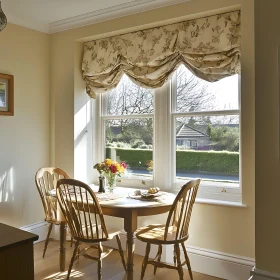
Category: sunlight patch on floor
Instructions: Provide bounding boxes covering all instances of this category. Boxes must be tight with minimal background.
[44,270,84,279]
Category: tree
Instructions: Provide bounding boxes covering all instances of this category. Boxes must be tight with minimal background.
[107,75,153,116]
[107,75,154,141]
[208,125,239,152]
[176,66,215,112]
[106,65,217,147]
[107,66,215,118]
[106,118,153,147]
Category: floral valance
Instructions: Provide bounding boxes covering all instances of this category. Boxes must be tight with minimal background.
[82,10,241,98]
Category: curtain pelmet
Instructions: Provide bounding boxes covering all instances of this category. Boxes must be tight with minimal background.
[82,10,241,98]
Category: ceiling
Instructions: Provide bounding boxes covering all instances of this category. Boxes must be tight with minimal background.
[1,0,189,33]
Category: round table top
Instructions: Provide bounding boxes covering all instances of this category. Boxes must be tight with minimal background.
[92,186,176,218]
[49,185,176,218]
[89,185,176,209]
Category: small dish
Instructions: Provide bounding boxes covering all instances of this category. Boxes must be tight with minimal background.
[141,191,162,198]
[128,191,162,199]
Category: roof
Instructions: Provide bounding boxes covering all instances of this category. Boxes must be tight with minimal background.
[176,124,208,138]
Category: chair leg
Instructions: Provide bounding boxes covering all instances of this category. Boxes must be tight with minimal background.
[98,242,103,280]
[70,237,73,247]
[77,245,80,261]
[175,244,184,280]
[153,244,162,275]
[116,235,126,271]
[66,242,80,280]
[43,223,53,258]
[141,243,151,280]
[182,242,194,280]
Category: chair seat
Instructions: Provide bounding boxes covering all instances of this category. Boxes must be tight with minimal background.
[136,224,187,245]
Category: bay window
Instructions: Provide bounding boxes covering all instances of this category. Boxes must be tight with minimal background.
[96,65,241,202]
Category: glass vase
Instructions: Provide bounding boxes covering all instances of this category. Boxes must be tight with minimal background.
[105,173,116,193]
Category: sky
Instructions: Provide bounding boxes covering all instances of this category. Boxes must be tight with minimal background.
[177,64,239,111]
[209,74,239,110]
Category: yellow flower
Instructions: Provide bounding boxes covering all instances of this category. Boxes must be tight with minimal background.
[116,163,121,172]
[105,158,112,166]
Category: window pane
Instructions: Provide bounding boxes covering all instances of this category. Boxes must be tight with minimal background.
[105,118,153,177]
[106,75,153,116]
[176,65,239,112]
[176,116,239,182]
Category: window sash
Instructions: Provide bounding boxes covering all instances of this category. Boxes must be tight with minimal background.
[100,93,155,187]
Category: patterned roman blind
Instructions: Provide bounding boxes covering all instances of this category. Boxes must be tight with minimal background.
[82,10,241,98]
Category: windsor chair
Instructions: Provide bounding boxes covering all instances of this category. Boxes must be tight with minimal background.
[56,178,126,280]
[35,167,73,258]
[135,179,201,280]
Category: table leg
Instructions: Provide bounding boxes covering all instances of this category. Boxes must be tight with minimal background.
[124,211,137,280]
[126,231,135,278]
[59,221,67,271]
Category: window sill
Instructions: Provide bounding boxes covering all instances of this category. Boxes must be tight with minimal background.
[195,198,247,208]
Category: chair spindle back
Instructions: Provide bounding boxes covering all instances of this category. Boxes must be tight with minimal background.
[56,178,108,242]
[164,179,201,241]
[35,167,70,222]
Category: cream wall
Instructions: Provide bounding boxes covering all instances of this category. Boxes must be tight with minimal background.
[0,24,50,227]
[255,0,280,274]
[50,0,255,259]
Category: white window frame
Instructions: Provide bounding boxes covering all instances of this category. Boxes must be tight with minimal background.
[97,91,155,189]
[94,72,242,203]
[170,73,241,203]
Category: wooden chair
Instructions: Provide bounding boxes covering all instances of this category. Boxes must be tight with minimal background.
[135,179,201,280]
[35,167,71,257]
[56,178,126,280]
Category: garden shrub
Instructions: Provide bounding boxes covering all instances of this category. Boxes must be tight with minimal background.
[176,150,239,175]
[106,148,152,169]
[106,148,239,175]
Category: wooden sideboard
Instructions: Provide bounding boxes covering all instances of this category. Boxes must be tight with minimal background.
[0,223,39,280]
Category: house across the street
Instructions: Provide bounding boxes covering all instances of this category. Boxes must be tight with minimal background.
[176,124,210,149]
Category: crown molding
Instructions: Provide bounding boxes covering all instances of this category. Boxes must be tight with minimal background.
[50,0,156,33]
[50,0,187,34]
[5,0,188,34]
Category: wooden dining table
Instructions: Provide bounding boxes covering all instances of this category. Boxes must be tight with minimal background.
[52,186,176,280]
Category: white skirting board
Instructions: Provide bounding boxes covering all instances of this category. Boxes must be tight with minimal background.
[169,245,255,280]
[20,221,72,243]
[20,222,255,280]
[250,267,280,280]
[105,232,255,280]
[20,221,49,243]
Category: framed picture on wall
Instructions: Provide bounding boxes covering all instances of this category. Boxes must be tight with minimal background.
[0,73,14,116]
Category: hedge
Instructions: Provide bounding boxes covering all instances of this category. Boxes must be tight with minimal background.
[176,150,239,175]
[106,148,239,175]
[106,148,152,169]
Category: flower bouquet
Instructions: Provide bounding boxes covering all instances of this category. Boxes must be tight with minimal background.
[94,159,127,192]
